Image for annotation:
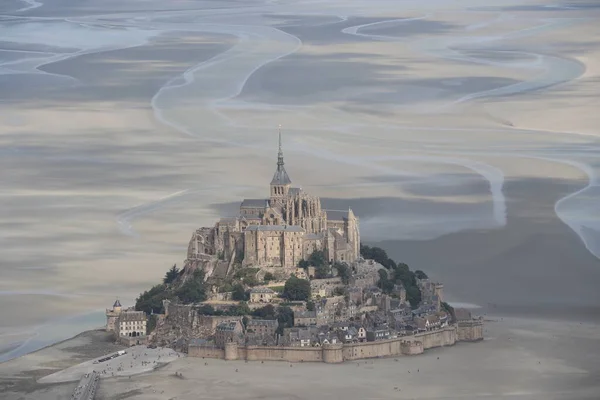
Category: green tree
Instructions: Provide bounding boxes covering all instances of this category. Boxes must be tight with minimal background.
[360,244,395,269]
[147,314,158,334]
[175,269,207,304]
[415,270,428,280]
[314,263,330,279]
[441,301,455,322]
[283,276,311,301]
[229,302,251,316]
[276,306,294,335]
[244,275,260,287]
[377,269,394,294]
[360,245,428,309]
[263,272,275,282]
[406,286,422,309]
[252,304,277,319]
[135,284,172,315]
[333,262,351,285]
[163,264,180,285]
[197,304,216,315]
[308,250,327,267]
[297,259,310,269]
[306,301,315,311]
[232,283,247,301]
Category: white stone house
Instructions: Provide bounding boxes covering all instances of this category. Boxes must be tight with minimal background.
[115,311,147,338]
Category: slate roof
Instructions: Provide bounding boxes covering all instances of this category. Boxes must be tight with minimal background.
[247,319,278,327]
[250,287,276,294]
[216,321,241,332]
[288,327,314,341]
[113,299,121,307]
[118,311,146,322]
[245,225,304,232]
[294,310,317,319]
[241,215,262,220]
[346,326,358,336]
[241,199,269,208]
[271,162,292,185]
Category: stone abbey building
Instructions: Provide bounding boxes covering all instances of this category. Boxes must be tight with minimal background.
[187,132,360,271]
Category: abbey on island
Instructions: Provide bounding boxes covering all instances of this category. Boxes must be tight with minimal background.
[186,131,361,271]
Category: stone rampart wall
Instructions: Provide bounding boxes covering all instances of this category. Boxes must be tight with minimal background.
[188,345,224,359]
[187,325,476,363]
[245,346,324,362]
[342,338,407,360]
[415,326,456,349]
[457,321,483,342]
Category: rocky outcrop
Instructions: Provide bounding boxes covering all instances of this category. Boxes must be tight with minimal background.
[151,300,242,347]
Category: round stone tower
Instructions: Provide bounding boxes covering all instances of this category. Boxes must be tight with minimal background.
[112,299,122,314]
[224,341,239,361]
[322,343,343,364]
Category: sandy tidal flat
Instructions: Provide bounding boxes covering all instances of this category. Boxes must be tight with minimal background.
[1,0,600,388]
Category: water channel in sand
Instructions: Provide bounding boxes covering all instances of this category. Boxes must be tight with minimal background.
[2,0,597,253]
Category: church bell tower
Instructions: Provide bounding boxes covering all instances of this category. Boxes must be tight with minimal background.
[270,126,291,207]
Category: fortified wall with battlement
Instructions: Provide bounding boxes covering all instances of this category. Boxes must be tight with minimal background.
[188,324,483,364]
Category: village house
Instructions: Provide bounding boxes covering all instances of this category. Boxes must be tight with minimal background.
[245,333,277,346]
[365,310,388,328]
[366,326,391,342]
[249,287,276,303]
[246,319,278,337]
[412,303,438,318]
[115,311,146,338]
[338,326,359,343]
[357,326,367,341]
[294,310,317,326]
[414,315,441,332]
[317,331,339,346]
[332,321,351,331]
[283,327,315,347]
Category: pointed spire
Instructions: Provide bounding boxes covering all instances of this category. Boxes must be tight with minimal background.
[278,124,282,152]
[277,124,284,167]
[271,125,291,185]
